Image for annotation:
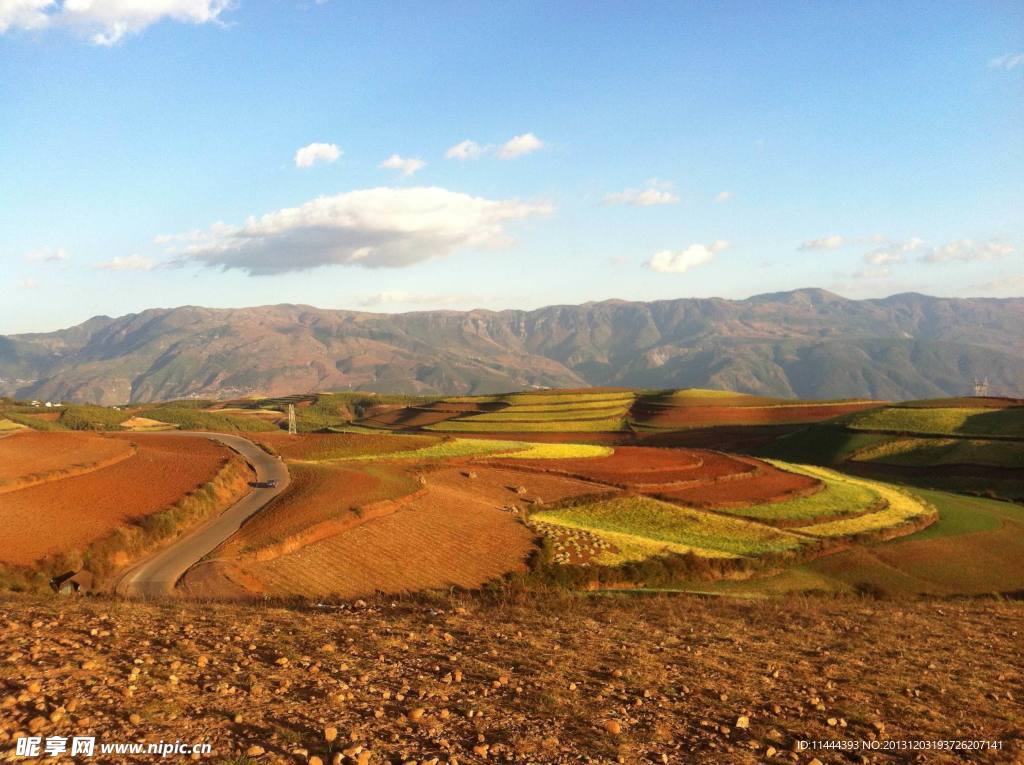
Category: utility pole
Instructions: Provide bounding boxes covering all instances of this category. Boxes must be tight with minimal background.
[287,403,297,435]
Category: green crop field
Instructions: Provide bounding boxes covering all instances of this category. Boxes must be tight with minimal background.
[462,406,630,423]
[478,399,635,414]
[846,406,1024,437]
[715,461,881,522]
[426,416,627,432]
[788,466,935,538]
[532,495,809,560]
[137,406,278,432]
[851,437,1024,468]
[498,391,635,405]
[323,438,614,462]
[755,426,891,465]
[0,418,27,431]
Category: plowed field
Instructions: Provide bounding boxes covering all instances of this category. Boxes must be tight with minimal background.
[0,435,227,565]
[0,431,134,489]
[239,466,610,597]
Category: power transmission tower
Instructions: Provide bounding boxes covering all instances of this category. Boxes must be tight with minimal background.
[287,403,297,435]
[973,377,989,397]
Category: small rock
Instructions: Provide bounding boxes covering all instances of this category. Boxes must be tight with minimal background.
[602,719,622,735]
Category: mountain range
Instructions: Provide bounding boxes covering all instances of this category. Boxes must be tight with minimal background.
[2,289,1023,405]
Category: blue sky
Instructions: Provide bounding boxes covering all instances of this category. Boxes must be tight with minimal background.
[2,0,1022,333]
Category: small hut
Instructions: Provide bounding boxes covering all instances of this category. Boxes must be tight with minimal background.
[50,570,93,595]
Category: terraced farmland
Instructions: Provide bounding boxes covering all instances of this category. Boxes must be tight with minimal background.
[845,404,1024,437]
[850,437,1024,468]
[530,496,810,562]
[359,389,636,433]
[630,389,882,430]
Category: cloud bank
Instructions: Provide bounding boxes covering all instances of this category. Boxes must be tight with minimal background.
[175,186,553,275]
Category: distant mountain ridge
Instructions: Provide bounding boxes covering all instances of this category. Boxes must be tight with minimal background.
[2,289,1023,405]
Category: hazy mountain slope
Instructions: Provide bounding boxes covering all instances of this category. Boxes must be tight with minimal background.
[1,290,1022,404]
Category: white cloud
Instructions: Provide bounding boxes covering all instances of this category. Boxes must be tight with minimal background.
[17,278,39,289]
[25,246,69,263]
[714,191,732,203]
[94,254,156,271]
[294,142,341,168]
[0,0,52,33]
[989,53,1024,70]
[174,186,553,275]
[497,132,543,159]
[445,140,487,161]
[862,237,923,265]
[0,0,232,45]
[604,180,679,207]
[921,239,1014,264]
[379,154,426,177]
[647,240,728,274]
[799,234,845,251]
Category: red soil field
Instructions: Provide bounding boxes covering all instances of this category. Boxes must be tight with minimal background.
[235,465,608,598]
[654,458,821,507]
[229,462,421,551]
[634,401,880,427]
[490,446,751,486]
[0,431,134,487]
[0,435,228,566]
[490,446,819,506]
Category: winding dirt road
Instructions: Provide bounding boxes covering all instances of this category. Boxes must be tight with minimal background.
[115,431,289,598]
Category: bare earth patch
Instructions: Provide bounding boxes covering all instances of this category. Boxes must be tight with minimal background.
[0,594,1020,763]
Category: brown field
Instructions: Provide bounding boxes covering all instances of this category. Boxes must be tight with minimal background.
[0,431,135,491]
[227,462,422,552]
[2,593,1020,764]
[633,401,880,427]
[490,446,762,488]
[653,459,821,507]
[228,466,610,598]
[0,435,228,565]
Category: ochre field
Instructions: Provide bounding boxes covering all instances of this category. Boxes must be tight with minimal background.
[0,431,135,493]
[0,434,229,566]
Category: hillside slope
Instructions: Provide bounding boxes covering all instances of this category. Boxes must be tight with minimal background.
[2,289,1023,404]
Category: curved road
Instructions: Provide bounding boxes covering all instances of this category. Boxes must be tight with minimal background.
[115,431,289,598]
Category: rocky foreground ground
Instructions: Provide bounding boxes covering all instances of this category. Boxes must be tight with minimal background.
[0,593,1021,764]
